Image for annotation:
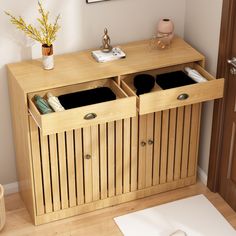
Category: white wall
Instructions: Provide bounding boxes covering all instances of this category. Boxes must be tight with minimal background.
[0,0,186,185]
[184,0,223,174]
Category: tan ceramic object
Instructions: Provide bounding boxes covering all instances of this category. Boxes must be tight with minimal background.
[157,18,175,41]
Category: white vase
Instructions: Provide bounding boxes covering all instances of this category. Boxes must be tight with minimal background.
[42,44,54,70]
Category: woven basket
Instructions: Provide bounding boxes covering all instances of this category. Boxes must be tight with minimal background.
[0,185,5,231]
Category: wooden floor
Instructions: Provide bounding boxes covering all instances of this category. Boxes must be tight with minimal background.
[1,182,236,236]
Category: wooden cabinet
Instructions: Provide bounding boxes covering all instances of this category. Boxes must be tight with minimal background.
[7,37,224,225]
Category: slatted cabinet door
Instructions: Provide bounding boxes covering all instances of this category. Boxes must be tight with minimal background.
[30,117,137,217]
[137,104,202,190]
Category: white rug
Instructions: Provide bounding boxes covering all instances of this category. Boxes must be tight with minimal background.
[114,195,236,236]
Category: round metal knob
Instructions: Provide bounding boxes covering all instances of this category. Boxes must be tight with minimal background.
[148,140,154,145]
[85,154,91,160]
[141,141,146,147]
[177,93,189,101]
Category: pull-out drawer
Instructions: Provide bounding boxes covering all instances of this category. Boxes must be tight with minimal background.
[121,63,224,114]
[28,79,136,135]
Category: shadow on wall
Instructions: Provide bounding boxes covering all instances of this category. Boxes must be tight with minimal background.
[0,1,38,185]
[0,49,32,185]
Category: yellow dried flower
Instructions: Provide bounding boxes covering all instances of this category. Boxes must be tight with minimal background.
[5,1,60,46]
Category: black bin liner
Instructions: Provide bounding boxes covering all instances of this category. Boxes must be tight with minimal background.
[156,71,196,90]
[133,74,155,95]
[58,87,116,110]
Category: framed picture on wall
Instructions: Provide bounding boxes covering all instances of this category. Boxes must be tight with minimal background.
[86,0,110,3]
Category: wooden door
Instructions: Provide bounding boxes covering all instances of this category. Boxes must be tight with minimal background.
[219,71,236,209]
[219,17,236,208]
[209,0,236,210]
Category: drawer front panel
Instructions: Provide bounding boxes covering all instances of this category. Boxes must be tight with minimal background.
[139,78,223,114]
[28,79,136,135]
[121,63,224,115]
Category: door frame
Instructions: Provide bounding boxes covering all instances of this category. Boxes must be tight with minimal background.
[208,0,236,191]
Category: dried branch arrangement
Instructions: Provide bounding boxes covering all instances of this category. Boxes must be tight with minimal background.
[5,1,60,46]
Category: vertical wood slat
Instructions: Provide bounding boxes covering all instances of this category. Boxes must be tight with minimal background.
[181,105,192,179]
[83,127,93,203]
[40,132,53,213]
[29,117,45,215]
[167,108,177,182]
[57,132,69,209]
[66,131,76,207]
[100,124,108,199]
[48,134,60,212]
[188,103,202,177]
[131,116,138,191]
[91,125,100,201]
[123,118,131,193]
[74,129,84,205]
[160,110,169,184]
[138,115,147,189]
[145,113,154,188]
[116,120,123,195]
[153,112,162,186]
[174,107,184,181]
[108,122,115,197]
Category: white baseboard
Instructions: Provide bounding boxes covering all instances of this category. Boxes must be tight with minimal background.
[197,167,208,186]
[3,182,19,195]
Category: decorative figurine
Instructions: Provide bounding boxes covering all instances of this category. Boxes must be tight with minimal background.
[101,28,112,53]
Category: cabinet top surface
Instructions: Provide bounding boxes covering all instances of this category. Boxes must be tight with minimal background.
[7,37,204,93]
